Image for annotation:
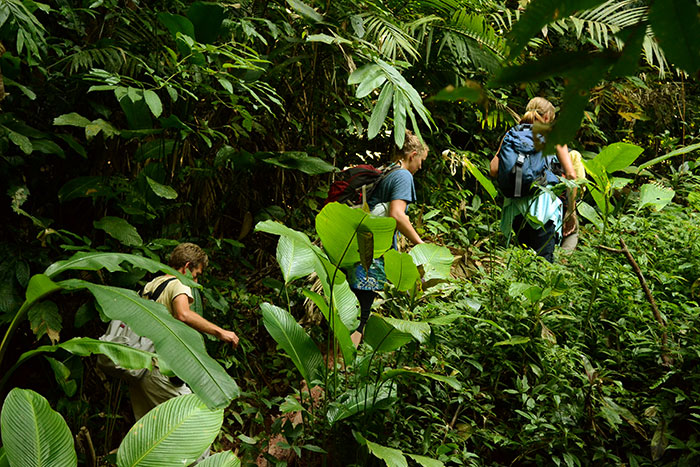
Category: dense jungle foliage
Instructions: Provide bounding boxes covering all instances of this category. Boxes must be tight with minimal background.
[1,0,700,465]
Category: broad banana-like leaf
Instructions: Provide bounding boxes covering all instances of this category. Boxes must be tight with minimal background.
[314,255,359,330]
[261,303,324,385]
[1,388,77,467]
[303,290,356,364]
[316,203,395,268]
[255,220,318,283]
[198,451,241,467]
[326,382,397,425]
[61,280,239,409]
[117,394,222,467]
[44,251,198,288]
[382,368,462,391]
[409,244,454,282]
[13,337,155,374]
[593,142,644,174]
[364,314,413,353]
[638,183,675,211]
[0,447,8,467]
[384,250,420,292]
[382,316,431,343]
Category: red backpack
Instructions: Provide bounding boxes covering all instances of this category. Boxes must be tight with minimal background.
[325,163,398,207]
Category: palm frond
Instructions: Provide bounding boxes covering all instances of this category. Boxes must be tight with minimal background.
[57,46,128,75]
[434,10,508,73]
[361,13,421,62]
[548,0,669,77]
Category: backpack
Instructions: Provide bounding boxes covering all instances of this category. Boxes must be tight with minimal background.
[497,124,559,198]
[325,163,399,207]
[96,277,176,382]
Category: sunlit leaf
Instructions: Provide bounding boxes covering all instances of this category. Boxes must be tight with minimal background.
[409,243,454,281]
[638,183,675,211]
[261,303,323,384]
[316,203,395,268]
[1,388,77,467]
[364,314,413,353]
[384,250,419,292]
[117,394,222,466]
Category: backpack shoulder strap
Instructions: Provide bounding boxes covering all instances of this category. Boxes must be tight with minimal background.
[141,277,177,301]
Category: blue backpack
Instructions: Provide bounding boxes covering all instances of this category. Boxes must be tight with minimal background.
[497,124,559,198]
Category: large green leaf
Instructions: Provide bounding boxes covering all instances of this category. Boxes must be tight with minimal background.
[158,12,195,39]
[255,220,317,283]
[409,243,454,281]
[1,388,77,467]
[316,202,396,268]
[594,142,644,174]
[326,382,397,425]
[44,252,198,288]
[365,440,407,467]
[303,290,356,364]
[261,303,324,384]
[146,176,178,199]
[363,314,413,353]
[649,0,700,76]
[117,394,222,467]
[53,112,91,127]
[187,2,224,44]
[368,83,394,140]
[94,216,143,247]
[198,452,241,467]
[58,176,111,202]
[384,250,420,292]
[61,280,238,409]
[314,256,360,329]
[15,337,155,374]
[577,201,604,231]
[27,300,61,342]
[638,183,675,211]
[382,316,431,343]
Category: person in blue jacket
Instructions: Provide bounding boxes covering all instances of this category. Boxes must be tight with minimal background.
[489,97,577,262]
[349,130,428,341]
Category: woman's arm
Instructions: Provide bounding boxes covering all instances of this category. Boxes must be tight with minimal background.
[555,144,576,180]
[389,199,423,245]
[490,156,499,178]
[556,144,578,236]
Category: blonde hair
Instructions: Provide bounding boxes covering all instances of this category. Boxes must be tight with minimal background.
[393,130,428,162]
[520,97,556,124]
[169,242,209,270]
